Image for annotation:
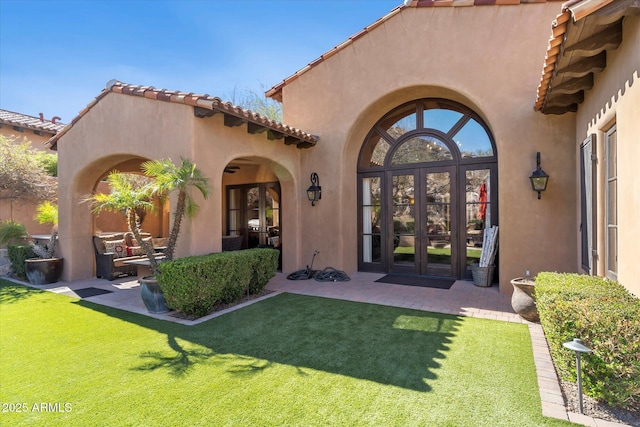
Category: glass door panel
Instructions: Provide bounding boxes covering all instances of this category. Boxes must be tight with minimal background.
[362,176,382,264]
[465,169,491,275]
[391,174,416,271]
[227,188,242,236]
[247,187,260,248]
[227,182,281,252]
[265,186,280,247]
[424,171,453,276]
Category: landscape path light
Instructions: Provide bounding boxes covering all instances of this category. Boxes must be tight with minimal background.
[562,338,592,414]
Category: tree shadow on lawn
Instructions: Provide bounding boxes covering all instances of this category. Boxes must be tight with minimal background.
[74,293,462,392]
[0,280,45,305]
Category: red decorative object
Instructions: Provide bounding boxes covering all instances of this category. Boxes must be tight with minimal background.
[478,182,487,220]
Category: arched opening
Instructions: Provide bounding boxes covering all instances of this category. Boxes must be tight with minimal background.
[222,157,284,269]
[89,157,169,239]
[69,155,170,280]
[357,98,497,279]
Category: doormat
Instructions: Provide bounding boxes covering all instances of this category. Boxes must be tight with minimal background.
[73,287,113,298]
[375,275,455,289]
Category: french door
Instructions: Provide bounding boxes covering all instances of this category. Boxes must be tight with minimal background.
[227,182,280,249]
[361,164,495,279]
[390,166,456,276]
[357,99,498,280]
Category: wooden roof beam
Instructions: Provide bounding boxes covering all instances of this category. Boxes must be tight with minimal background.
[564,19,623,55]
[247,122,267,134]
[545,91,585,108]
[283,136,299,146]
[193,106,218,118]
[224,114,246,127]
[542,104,579,115]
[267,130,285,140]
[551,74,594,94]
[296,141,315,149]
[556,51,606,78]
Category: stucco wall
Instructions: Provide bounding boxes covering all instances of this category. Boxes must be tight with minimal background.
[279,3,576,293]
[58,94,194,280]
[191,113,302,273]
[0,127,54,148]
[58,91,304,280]
[575,15,640,297]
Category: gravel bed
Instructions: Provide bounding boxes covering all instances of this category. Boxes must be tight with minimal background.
[560,380,639,426]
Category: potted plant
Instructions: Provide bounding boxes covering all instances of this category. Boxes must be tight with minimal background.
[0,201,63,285]
[84,158,209,313]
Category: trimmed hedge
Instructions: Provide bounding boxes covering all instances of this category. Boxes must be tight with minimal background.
[8,244,36,280]
[535,272,640,411]
[157,248,279,318]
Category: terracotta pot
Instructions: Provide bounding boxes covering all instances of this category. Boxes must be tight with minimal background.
[139,276,170,314]
[25,258,63,285]
[510,277,539,322]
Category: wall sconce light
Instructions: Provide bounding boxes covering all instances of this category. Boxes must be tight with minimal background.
[306,172,322,206]
[529,152,549,199]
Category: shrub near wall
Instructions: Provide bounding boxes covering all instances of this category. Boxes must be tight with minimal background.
[8,244,36,280]
[157,248,279,318]
[535,272,640,412]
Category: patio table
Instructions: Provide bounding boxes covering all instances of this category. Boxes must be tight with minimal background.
[122,256,165,278]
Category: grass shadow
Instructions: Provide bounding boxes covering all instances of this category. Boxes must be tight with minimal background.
[134,334,216,377]
[0,280,42,305]
[1,280,463,392]
[72,292,462,392]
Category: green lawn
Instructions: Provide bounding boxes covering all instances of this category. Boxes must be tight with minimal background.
[394,246,482,265]
[0,280,570,426]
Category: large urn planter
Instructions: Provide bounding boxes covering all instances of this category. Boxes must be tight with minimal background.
[139,276,170,314]
[510,277,539,322]
[25,258,63,285]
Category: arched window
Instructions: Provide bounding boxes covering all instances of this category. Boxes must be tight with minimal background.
[359,99,494,169]
[358,99,497,279]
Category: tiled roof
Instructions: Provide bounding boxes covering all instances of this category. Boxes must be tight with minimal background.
[534,0,637,114]
[46,81,318,150]
[0,109,66,134]
[266,0,565,101]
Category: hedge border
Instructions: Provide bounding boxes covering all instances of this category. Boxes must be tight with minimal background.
[535,272,640,411]
[157,248,279,318]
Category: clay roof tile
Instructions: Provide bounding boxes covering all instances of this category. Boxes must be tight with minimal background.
[45,80,318,149]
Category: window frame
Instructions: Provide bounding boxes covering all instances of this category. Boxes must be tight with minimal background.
[605,125,617,281]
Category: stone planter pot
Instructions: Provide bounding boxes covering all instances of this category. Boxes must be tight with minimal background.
[139,276,170,314]
[25,258,63,285]
[510,277,539,322]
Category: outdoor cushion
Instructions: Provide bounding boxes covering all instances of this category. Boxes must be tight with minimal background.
[126,246,145,256]
[151,237,168,248]
[104,239,126,258]
[130,237,152,246]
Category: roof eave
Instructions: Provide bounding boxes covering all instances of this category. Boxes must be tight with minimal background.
[535,0,639,114]
[48,81,318,151]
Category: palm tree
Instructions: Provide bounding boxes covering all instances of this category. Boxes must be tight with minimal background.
[142,158,210,261]
[84,172,159,273]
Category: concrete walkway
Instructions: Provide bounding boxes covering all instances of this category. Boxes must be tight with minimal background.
[2,272,628,426]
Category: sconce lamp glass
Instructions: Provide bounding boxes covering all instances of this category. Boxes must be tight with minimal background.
[529,152,549,199]
[307,173,322,206]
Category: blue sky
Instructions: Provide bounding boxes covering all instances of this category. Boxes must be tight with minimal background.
[0,0,402,124]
